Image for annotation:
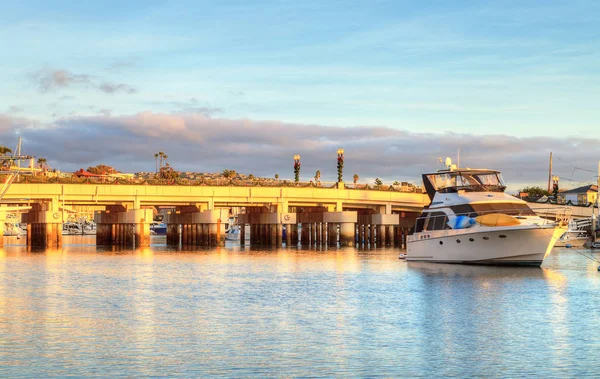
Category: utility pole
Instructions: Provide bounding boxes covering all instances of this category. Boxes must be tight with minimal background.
[595,161,600,242]
[547,152,553,194]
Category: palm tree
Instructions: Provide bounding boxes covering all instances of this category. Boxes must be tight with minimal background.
[163,155,168,167]
[314,170,321,183]
[37,157,47,170]
[275,173,279,180]
[0,145,12,155]
[158,151,165,169]
[353,174,359,187]
[154,153,159,173]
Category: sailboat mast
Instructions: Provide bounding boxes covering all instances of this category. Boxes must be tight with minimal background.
[547,152,553,193]
[16,136,22,168]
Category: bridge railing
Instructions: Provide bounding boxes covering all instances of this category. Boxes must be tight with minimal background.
[2,174,423,193]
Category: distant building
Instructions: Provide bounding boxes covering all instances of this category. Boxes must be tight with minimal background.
[557,185,598,205]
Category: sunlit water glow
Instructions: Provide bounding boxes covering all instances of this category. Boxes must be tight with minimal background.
[1,236,599,377]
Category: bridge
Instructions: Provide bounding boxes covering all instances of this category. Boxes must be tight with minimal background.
[1,182,429,248]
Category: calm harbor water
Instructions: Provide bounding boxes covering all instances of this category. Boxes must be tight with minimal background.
[1,236,600,377]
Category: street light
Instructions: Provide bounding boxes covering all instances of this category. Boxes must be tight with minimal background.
[337,147,344,183]
[294,154,301,183]
[552,175,559,196]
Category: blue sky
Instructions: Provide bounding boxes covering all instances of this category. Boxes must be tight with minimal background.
[1,0,599,187]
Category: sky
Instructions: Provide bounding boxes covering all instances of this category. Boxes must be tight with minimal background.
[1,0,599,190]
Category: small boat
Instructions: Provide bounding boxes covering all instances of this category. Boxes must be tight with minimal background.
[554,219,591,247]
[225,224,250,242]
[62,221,96,235]
[406,159,568,266]
[150,222,167,235]
[4,222,26,236]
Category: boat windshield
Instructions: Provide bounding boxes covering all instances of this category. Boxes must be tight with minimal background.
[425,171,506,193]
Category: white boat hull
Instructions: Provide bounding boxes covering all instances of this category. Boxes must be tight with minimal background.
[407,225,565,266]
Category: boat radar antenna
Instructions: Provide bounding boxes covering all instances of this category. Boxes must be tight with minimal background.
[444,157,457,171]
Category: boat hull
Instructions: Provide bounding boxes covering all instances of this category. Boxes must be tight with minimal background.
[407,225,565,266]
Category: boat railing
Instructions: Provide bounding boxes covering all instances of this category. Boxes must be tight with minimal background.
[415,206,571,231]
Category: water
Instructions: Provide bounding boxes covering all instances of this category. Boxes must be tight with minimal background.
[1,237,600,377]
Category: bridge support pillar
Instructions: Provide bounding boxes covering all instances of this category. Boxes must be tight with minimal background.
[94,207,153,247]
[21,204,64,248]
[238,212,295,247]
[289,224,298,246]
[377,225,385,246]
[164,210,224,247]
[240,223,246,246]
[339,222,355,247]
[387,225,394,247]
[323,212,357,248]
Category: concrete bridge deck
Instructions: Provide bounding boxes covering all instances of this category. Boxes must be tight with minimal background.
[2,183,429,212]
[1,183,428,248]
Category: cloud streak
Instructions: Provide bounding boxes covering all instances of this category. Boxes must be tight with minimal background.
[1,111,597,191]
[30,68,138,95]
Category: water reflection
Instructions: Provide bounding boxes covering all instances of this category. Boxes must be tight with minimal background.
[0,243,599,377]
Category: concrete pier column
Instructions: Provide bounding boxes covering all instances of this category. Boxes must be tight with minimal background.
[269,224,277,246]
[301,223,309,246]
[114,224,122,245]
[285,225,291,246]
[317,223,323,245]
[387,225,394,247]
[209,223,219,246]
[339,222,355,247]
[200,224,207,246]
[376,225,384,246]
[21,205,65,248]
[166,224,178,245]
[135,223,150,247]
[276,224,283,247]
[290,224,299,246]
[193,224,199,246]
[361,224,367,246]
[328,223,337,246]
[240,224,246,246]
[181,224,188,245]
[248,224,254,245]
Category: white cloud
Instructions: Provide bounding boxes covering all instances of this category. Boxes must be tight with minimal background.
[1,111,598,191]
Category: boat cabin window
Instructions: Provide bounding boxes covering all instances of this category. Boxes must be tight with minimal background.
[415,211,448,232]
[424,171,506,194]
[469,202,535,216]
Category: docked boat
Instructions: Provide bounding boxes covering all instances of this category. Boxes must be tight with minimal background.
[225,224,250,242]
[150,222,167,235]
[4,222,26,236]
[62,221,96,235]
[554,218,590,247]
[406,160,568,266]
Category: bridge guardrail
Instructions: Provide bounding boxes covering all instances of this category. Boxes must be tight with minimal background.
[2,175,422,193]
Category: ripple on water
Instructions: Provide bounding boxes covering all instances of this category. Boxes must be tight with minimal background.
[0,243,599,377]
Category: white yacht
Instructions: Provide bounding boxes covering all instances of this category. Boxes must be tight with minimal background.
[407,160,568,266]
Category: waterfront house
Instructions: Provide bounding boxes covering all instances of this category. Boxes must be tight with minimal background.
[557,184,598,205]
